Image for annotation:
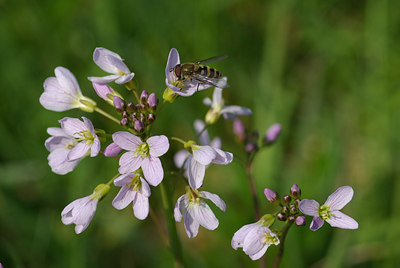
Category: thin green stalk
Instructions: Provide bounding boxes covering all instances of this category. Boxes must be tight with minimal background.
[160,181,184,267]
[272,221,293,268]
[94,107,120,125]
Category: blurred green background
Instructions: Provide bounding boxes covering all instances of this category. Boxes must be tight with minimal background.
[1,0,399,267]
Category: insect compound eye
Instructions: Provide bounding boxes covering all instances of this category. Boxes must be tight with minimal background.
[174,65,181,79]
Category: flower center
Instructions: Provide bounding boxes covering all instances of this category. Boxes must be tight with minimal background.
[186,187,201,205]
[263,231,279,245]
[127,173,142,192]
[134,142,150,158]
[318,205,332,220]
[75,130,94,144]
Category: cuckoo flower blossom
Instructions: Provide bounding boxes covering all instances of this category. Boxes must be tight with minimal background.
[40,67,96,112]
[203,86,252,124]
[174,187,226,238]
[232,221,280,260]
[88,47,135,84]
[45,127,81,175]
[59,117,101,161]
[61,184,110,234]
[112,171,151,220]
[186,141,233,189]
[165,48,219,97]
[113,132,169,186]
[299,186,358,231]
[92,82,123,106]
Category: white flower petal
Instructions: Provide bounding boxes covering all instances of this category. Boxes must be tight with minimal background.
[231,223,259,250]
[90,137,101,157]
[147,135,169,157]
[174,150,190,170]
[299,199,320,217]
[249,244,269,261]
[188,158,206,189]
[48,149,80,175]
[324,186,354,210]
[202,97,212,107]
[243,227,267,256]
[310,216,324,231]
[189,202,219,230]
[112,185,137,210]
[68,142,90,161]
[59,117,86,137]
[132,193,149,220]
[141,156,164,186]
[118,152,143,174]
[200,191,226,211]
[54,66,81,96]
[174,195,184,222]
[93,47,123,73]
[115,73,135,84]
[114,173,134,186]
[183,208,199,238]
[212,87,223,107]
[165,48,180,82]
[88,74,121,84]
[192,146,216,165]
[212,148,233,165]
[139,178,151,197]
[221,105,252,117]
[194,120,210,145]
[326,211,358,229]
[112,131,142,151]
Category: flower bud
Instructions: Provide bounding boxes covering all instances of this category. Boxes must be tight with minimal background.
[120,118,129,127]
[283,195,292,204]
[245,142,258,154]
[139,113,145,123]
[277,212,287,221]
[233,119,245,143]
[122,111,129,118]
[104,142,123,157]
[264,123,282,145]
[281,206,288,214]
[127,102,136,112]
[295,216,306,226]
[295,199,301,207]
[134,120,144,133]
[148,93,158,110]
[289,204,297,213]
[140,90,148,104]
[147,113,155,124]
[290,184,301,198]
[264,188,280,204]
[92,82,121,106]
[114,96,125,112]
[136,103,145,111]
[288,215,296,222]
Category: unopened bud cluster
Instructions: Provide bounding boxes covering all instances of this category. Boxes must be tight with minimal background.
[264,184,305,226]
[115,90,158,134]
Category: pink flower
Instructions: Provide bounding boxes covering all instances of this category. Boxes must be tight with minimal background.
[112,131,169,186]
[88,47,135,84]
[40,67,96,112]
[112,171,151,220]
[174,187,226,238]
[299,186,358,231]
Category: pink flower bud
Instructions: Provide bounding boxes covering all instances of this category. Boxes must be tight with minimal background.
[265,123,282,145]
[295,216,306,226]
[114,96,125,112]
[264,188,280,204]
[233,119,245,142]
[104,142,123,157]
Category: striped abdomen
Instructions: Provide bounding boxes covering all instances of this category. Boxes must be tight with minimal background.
[196,65,222,78]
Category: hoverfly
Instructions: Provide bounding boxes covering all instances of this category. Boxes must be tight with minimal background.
[172,55,228,89]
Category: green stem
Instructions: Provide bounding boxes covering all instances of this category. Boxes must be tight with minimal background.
[160,181,184,267]
[272,221,293,268]
[171,137,187,145]
[94,107,120,125]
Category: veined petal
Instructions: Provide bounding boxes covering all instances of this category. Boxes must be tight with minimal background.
[324,186,354,210]
[39,91,78,111]
[114,173,135,186]
[165,48,180,82]
[212,148,233,165]
[59,117,86,137]
[90,137,101,157]
[115,73,135,84]
[45,136,73,151]
[147,135,169,157]
[47,127,68,137]
[202,97,212,107]
[249,244,269,260]
[189,202,219,230]
[200,191,226,211]
[210,137,221,149]
[93,47,123,73]
[139,178,151,197]
[221,105,252,117]
[132,193,149,220]
[54,67,81,96]
[141,156,164,186]
[243,227,267,256]
[68,142,90,160]
[174,195,184,222]
[88,74,121,84]
[212,87,223,107]
[174,150,190,170]
[118,152,143,174]
[106,54,130,74]
[112,185,137,210]
[231,223,260,250]
[299,199,320,217]
[48,149,80,175]
[192,146,216,165]
[183,208,199,238]
[188,158,206,189]
[310,216,324,231]
[326,211,358,229]
[112,131,142,151]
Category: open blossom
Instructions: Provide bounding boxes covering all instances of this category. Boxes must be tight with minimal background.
[112,171,151,220]
[165,48,221,97]
[40,67,96,112]
[112,131,169,186]
[299,186,359,231]
[186,142,233,189]
[232,221,280,260]
[88,47,135,84]
[174,187,226,238]
[61,184,110,234]
[203,86,252,124]
[59,117,101,161]
[45,127,81,175]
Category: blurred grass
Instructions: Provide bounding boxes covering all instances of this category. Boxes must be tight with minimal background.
[0,0,399,267]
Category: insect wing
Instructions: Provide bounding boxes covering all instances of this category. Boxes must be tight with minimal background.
[195,55,228,65]
[192,74,228,88]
